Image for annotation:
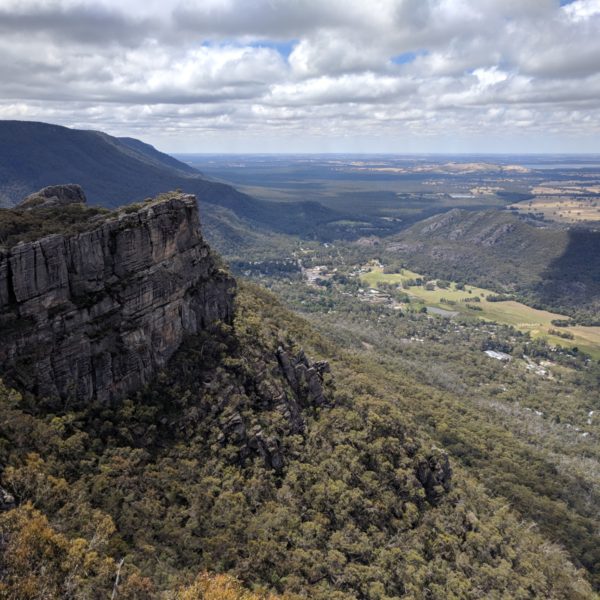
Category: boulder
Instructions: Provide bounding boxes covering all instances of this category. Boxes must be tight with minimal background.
[0,486,15,511]
[18,184,87,209]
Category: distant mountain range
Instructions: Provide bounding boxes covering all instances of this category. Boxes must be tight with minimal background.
[0,120,342,239]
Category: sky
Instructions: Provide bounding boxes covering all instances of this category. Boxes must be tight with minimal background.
[1,0,600,153]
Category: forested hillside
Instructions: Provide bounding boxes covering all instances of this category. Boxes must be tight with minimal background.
[0,283,594,598]
[382,209,600,322]
[0,121,345,238]
[3,0,600,595]
[0,134,598,598]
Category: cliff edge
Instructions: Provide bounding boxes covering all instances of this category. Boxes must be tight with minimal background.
[0,190,235,403]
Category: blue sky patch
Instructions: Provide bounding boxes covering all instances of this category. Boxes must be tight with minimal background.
[201,39,297,59]
[249,40,297,59]
[391,50,426,65]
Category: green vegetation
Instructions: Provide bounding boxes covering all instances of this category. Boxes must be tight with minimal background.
[263,278,600,590]
[176,573,293,599]
[0,283,594,598]
[549,328,576,340]
[360,267,600,358]
[0,121,358,240]
[0,203,110,247]
[2,146,600,596]
[0,193,191,248]
[181,156,514,224]
[241,236,600,591]
[381,209,600,324]
[0,502,288,599]
[195,194,600,591]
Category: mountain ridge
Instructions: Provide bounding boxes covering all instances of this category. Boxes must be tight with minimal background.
[0,185,595,598]
[0,279,594,598]
[0,120,345,239]
[382,208,600,321]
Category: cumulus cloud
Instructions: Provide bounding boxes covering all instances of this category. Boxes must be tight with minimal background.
[0,0,599,151]
[564,0,600,21]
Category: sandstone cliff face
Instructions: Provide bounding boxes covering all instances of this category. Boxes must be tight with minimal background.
[0,192,235,403]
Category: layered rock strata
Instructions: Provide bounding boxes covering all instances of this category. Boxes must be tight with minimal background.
[0,192,235,403]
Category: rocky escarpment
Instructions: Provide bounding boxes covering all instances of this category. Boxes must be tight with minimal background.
[227,347,333,471]
[0,191,235,403]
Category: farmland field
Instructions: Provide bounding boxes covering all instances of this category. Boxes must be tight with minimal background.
[510,196,600,223]
[361,267,600,357]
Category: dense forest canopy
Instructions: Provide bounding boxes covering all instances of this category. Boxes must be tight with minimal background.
[0,283,595,598]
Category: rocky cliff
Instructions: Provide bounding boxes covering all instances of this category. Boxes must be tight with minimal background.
[0,190,235,403]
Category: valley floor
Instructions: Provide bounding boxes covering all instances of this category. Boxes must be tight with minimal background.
[246,244,600,591]
[360,266,600,358]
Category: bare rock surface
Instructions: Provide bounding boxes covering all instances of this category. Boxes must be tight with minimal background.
[0,486,15,511]
[18,184,87,209]
[416,449,453,505]
[0,191,235,403]
[213,347,334,472]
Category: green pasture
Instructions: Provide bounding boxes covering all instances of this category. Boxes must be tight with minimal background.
[361,267,600,358]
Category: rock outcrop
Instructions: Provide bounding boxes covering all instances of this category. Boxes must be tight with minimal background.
[277,348,331,405]
[0,191,235,403]
[416,449,452,505]
[0,486,15,511]
[213,347,334,472]
[18,184,87,209]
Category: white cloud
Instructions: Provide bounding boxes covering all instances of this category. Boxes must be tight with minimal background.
[0,0,599,151]
[473,67,508,88]
[563,0,600,21]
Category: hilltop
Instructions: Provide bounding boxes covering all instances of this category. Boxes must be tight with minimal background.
[0,189,235,403]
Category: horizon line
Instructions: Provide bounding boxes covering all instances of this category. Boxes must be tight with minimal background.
[171,151,600,157]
